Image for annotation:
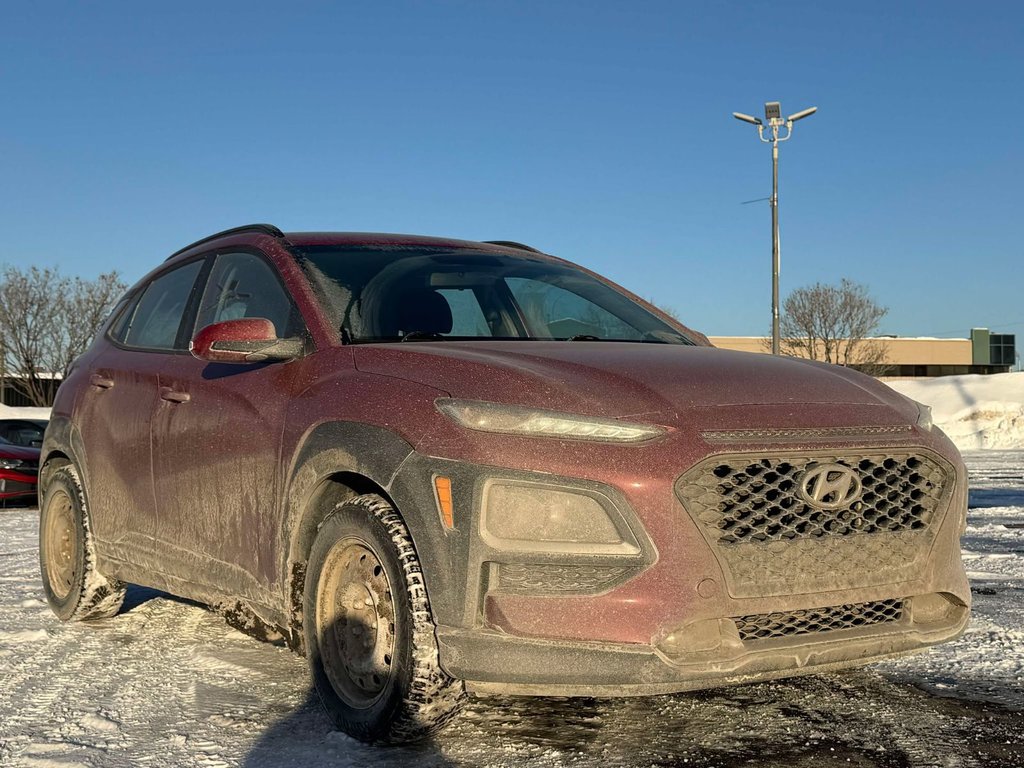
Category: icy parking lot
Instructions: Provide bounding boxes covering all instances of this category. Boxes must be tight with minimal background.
[1,452,1022,768]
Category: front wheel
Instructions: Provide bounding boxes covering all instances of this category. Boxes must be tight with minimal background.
[303,494,465,744]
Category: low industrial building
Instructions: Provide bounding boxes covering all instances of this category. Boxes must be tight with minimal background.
[709,328,1017,378]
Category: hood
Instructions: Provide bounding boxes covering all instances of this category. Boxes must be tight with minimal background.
[0,442,40,463]
[353,342,918,427]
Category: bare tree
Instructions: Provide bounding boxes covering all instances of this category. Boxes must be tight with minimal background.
[776,278,890,372]
[646,298,680,321]
[0,266,127,406]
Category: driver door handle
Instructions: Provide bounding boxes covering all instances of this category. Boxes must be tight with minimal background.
[159,387,191,404]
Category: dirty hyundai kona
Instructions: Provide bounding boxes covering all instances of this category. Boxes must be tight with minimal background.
[39,224,970,744]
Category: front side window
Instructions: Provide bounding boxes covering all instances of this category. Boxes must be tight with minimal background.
[295,246,690,345]
[121,260,204,350]
[194,252,298,338]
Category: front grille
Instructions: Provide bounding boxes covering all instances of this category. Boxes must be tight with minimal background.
[734,598,905,642]
[675,450,955,598]
[702,425,912,443]
[678,452,948,546]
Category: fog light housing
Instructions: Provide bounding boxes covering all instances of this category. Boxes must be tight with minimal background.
[481,479,640,555]
[910,592,963,625]
[657,619,743,659]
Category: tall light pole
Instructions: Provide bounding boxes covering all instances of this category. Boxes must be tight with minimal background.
[733,102,817,355]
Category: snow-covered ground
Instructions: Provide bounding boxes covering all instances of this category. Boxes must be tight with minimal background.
[1,452,1022,767]
[888,372,1024,451]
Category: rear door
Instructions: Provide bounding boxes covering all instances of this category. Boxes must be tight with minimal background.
[151,250,309,601]
[74,259,206,563]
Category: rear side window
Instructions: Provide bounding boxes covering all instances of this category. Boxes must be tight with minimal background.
[107,293,139,343]
[194,252,299,337]
[121,261,204,350]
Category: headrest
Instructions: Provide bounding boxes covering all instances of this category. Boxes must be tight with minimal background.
[384,288,453,337]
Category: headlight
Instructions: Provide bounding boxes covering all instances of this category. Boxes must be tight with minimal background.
[0,458,24,470]
[436,399,666,443]
[914,401,933,431]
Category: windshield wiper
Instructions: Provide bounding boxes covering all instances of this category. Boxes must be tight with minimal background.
[401,331,445,342]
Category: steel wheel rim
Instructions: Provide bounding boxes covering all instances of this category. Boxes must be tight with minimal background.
[44,490,78,600]
[317,538,397,709]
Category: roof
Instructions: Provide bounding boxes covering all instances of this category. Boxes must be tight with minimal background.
[167,224,548,262]
[283,231,542,252]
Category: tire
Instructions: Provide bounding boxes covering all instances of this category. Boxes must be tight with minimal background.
[303,493,465,744]
[38,465,126,621]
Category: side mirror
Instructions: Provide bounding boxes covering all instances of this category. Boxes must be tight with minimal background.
[190,318,304,364]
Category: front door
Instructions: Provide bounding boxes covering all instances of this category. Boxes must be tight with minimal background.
[150,251,308,605]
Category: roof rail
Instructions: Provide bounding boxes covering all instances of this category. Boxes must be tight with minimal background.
[484,239,543,253]
[166,223,286,261]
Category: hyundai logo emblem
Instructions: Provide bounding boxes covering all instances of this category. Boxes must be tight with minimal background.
[797,463,862,510]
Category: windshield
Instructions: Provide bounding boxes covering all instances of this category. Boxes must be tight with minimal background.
[294,246,692,345]
[0,421,46,447]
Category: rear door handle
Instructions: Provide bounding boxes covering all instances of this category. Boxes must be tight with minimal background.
[159,386,191,404]
[89,374,115,390]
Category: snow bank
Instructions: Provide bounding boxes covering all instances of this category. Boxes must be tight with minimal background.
[0,404,52,420]
[887,372,1024,451]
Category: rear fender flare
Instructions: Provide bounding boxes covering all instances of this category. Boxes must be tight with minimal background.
[39,415,89,497]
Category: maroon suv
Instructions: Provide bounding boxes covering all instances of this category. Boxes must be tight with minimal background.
[40,224,970,743]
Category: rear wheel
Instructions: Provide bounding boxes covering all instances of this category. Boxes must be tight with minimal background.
[304,493,465,743]
[39,465,126,621]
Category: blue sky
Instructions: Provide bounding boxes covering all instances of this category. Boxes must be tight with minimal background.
[2,1,1021,338]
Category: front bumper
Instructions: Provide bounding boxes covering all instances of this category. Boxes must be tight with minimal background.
[0,470,38,501]
[438,595,969,696]
[399,422,972,695]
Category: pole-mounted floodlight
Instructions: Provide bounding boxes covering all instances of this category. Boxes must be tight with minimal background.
[787,106,817,123]
[732,112,762,126]
[731,100,817,355]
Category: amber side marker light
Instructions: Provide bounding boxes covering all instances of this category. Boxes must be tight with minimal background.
[434,476,455,530]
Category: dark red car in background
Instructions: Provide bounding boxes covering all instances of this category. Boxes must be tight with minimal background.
[38,224,970,744]
[1,434,40,504]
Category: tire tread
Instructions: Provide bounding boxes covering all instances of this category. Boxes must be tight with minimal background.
[47,465,127,621]
[318,493,465,743]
